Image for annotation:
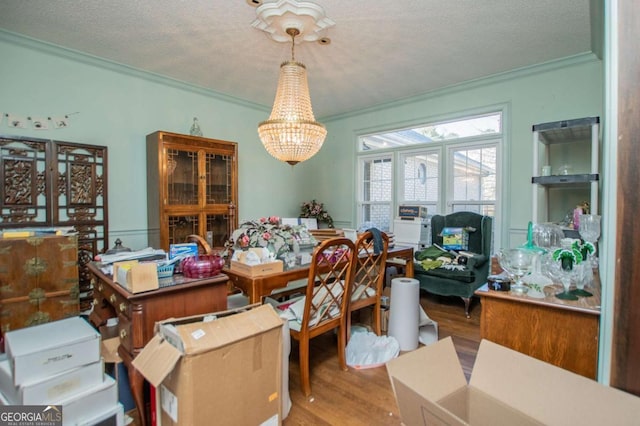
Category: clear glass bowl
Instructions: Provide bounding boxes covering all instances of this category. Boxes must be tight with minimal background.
[533,223,565,249]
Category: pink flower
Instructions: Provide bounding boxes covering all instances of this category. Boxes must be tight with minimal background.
[239,234,250,247]
[259,217,268,223]
[268,216,280,224]
[262,232,272,240]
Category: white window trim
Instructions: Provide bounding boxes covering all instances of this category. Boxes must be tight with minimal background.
[357,152,394,228]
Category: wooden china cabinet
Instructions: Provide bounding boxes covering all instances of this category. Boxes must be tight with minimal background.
[146,131,238,251]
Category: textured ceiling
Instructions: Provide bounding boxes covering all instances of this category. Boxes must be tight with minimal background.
[0,0,594,119]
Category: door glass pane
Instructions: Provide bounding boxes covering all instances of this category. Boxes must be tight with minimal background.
[205,153,233,205]
[168,214,199,246]
[167,149,198,205]
[205,213,232,249]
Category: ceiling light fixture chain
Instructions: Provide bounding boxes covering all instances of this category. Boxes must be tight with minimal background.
[288,28,299,62]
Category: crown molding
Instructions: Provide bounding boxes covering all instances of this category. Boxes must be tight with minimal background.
[0,29,270,114]
[321,52,601,122]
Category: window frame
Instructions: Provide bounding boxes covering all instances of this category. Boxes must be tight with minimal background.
[356,108,505,248]
[357,152,394,231]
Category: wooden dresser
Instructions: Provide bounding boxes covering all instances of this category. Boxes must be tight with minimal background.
[87,262,229,426]
[476,278,600,379]
[0,234,79,333]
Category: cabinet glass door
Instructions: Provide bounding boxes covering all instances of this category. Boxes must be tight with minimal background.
[166,148,199,206]
[205,152,233,205]
[167,214,200,247]
[205,213,233,248]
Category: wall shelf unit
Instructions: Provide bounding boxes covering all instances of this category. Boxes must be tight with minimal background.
[531,117,600,223]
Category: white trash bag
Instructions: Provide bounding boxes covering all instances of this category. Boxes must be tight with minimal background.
[346,331,400,369]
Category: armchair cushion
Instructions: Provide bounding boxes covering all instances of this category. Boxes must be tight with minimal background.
[416,263,475,283]
[415,246,455,261]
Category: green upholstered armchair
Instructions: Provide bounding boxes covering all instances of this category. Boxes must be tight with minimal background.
[414,212,493,317]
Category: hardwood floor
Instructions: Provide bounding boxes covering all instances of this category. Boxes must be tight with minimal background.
[284,292,481,425]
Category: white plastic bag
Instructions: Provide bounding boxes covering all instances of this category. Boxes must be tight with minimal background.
[346,331,400,369]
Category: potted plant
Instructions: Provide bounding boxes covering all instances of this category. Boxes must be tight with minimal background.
[300,200,334,228]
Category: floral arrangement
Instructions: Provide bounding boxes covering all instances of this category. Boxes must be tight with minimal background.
[224,216,316,258]
[300,200,334,228]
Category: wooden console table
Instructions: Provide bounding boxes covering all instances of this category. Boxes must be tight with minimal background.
[225,245,414,304]
[476,279,600,379]
[87,262,228,426]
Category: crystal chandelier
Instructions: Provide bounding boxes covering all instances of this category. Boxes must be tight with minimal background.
[257,29,327,166]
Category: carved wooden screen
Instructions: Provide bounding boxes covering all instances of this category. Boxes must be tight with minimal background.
[0,136,49,226]
[0,135,108,312]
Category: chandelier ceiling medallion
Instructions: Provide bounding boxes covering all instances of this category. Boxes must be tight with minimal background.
[252,0,335,166]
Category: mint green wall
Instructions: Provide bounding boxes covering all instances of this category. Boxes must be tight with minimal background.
[308,54,603,248]
[0,32,604,252]
[0,31,311,249]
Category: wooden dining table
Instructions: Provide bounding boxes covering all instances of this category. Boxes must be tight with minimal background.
[224,245,415,304]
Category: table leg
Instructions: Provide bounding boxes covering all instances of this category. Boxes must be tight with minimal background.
[128,363,147,426]
[119,347,147,426]
[405,258,414,278]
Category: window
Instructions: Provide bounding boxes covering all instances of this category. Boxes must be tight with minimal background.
[401,150,440,214]
[358,155,392,231]
[448,143,497,216]
[357,112,502,239]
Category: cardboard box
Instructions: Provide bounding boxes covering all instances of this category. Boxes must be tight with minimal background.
[0,355,104,405]
[113,260,159,293]
[132,304,284,426]
[386,337,640,426]
[398,205,428,219]
[231,259,284,277]
[4,317,101,386]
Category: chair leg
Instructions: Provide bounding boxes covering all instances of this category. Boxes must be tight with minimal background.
[337,324,348,371]
[298,338,312,397]
[462,297,471,319]
[372,304,381,336]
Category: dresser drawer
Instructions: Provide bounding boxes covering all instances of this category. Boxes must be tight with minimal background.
[95,278,130,316]
[117,313,133,354]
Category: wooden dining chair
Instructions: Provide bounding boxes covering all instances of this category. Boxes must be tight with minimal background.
[347,230,389,341]
[185,234,213,255]
[284,237,357,397]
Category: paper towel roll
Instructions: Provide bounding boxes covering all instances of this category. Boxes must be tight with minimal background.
[387,277,420,351]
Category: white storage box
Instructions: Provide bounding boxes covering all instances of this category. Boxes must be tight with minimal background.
[76,402,124,426]
[0,355,104,405]
[52,375,118,426]
[392,218,430,249]
[4,317,101,386]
